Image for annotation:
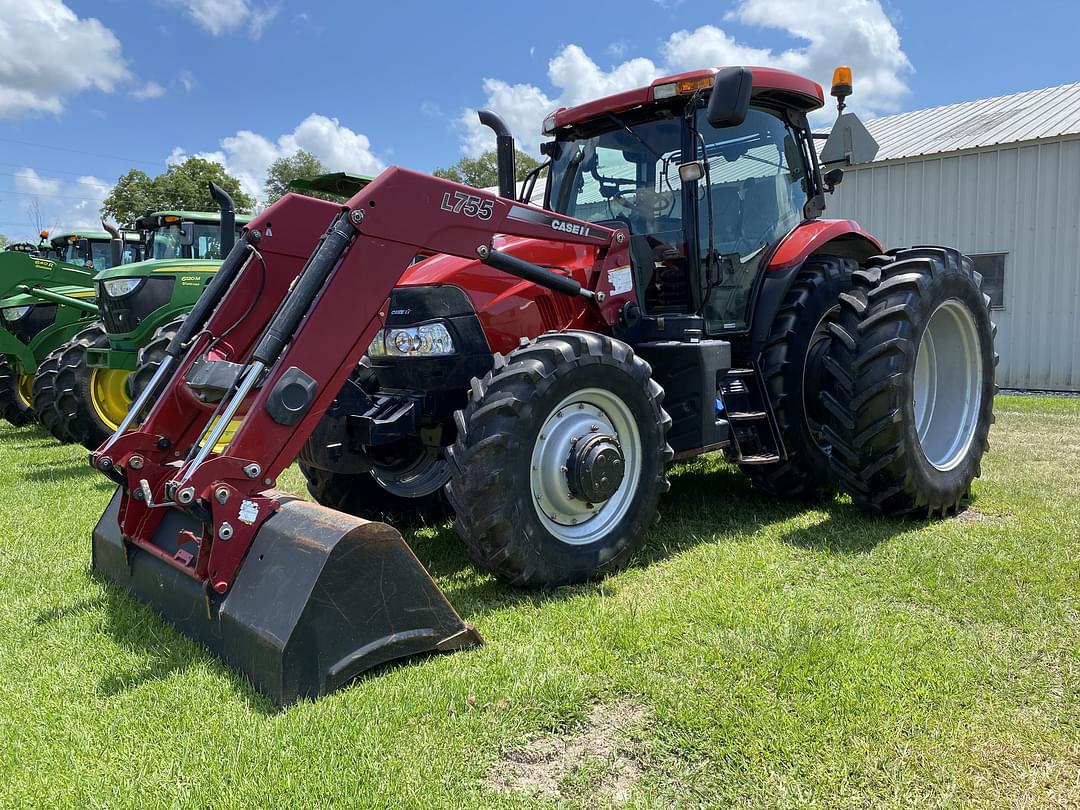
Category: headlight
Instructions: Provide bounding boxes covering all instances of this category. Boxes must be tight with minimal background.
[102,277,145,298]
[1,305,32,321]
[367,322,456,358]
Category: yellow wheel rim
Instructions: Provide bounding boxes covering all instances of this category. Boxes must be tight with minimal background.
[89,368,132,430]
[16,374,34,409]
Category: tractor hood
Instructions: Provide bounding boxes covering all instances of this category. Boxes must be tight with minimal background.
[391,234,606,357]
[93,258,221,282]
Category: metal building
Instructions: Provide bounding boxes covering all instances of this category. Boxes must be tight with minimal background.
[827,83,1080,391]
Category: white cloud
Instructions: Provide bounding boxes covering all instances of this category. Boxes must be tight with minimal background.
[179,71,197,93]
[0,0,130,118]
[131,81,166,101]
[458,0,910,156]
[165,0,280,38]
[14,168,113,231]
[169,114,386,203]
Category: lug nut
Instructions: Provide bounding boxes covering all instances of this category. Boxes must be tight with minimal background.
[215,487,230,505]
[243,463,261,479]
[218,523,234,541]
[177,487,195,504]
[129,456,143,470]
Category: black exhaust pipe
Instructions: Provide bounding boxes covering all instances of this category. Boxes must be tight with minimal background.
[208,181,236,256]
[102,220,123,268]
[477,110,517,200]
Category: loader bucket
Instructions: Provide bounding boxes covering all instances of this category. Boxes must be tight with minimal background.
[92,489,481,704]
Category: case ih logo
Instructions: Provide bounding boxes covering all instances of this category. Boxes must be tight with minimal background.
[550,218,593,238]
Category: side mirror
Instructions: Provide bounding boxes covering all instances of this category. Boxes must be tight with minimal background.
[178,221,195,246]
[706,67,753,129]
[678,161,705,184]
[824,167,844,193]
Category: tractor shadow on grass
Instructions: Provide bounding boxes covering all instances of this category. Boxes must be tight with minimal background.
[404,458,914,622]
[37,577,282,714]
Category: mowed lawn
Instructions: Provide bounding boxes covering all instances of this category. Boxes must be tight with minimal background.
[0,395,1078,808]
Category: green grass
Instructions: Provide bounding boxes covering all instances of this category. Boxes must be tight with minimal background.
[1,395,1078,808]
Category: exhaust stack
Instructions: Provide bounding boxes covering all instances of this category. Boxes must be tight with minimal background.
[208,181,236,256]
[478,109,517,200]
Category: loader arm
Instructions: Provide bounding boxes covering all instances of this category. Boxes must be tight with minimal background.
[93,167,632,594]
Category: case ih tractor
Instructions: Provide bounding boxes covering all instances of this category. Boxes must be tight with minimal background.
[89,66,996,704]
[0,228,141,430]
[41,191,250,449]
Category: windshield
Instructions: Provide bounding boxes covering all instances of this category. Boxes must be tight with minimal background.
[546,104,810,331]
[62,240,115,269]
[145,222,229,261]
[547,116,689,314]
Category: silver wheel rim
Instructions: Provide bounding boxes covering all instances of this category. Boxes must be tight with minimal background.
[371,453,450,498]
[529,387,642,546]
[913,299,983,471]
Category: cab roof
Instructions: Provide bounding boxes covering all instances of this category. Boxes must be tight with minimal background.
[136,210,254,230]
[288,172,373,198]
[548,66,825,131]
[50,230,112,244]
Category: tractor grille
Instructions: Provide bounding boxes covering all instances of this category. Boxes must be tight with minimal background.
[0,303,57,344]
[98,277,175,334]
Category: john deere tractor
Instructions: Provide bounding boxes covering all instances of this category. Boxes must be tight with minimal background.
[0,228,141,430]
[42,185,250,448]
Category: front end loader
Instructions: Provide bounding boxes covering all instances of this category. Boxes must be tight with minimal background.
[89,65,996,704]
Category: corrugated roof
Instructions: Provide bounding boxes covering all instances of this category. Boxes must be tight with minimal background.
[856,82,1080,162]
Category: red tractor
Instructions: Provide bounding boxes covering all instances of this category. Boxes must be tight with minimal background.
[90,66,996,703]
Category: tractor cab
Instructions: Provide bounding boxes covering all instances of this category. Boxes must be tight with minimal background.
[541,68,838,334]
[49,229,141,271]
[137,210,245,262]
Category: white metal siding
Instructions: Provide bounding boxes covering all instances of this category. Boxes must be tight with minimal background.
[828,136,1080,390]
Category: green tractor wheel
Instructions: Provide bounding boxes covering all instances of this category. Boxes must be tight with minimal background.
[53,323,133,450]
[31,347,74,443]
[0,356,35,427]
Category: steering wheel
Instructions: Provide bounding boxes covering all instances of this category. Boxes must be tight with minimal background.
[608,187,676,223]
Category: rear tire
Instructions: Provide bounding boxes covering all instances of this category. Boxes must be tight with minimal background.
[821,246,997,516]
[739,255,856,499]
[53,323,132,450]
[447,331,672,587]
[0,356,34,427]
[31,347,72,443]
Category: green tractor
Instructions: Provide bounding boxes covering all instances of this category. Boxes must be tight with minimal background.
[0,228,141,429]
[44,183,251,448]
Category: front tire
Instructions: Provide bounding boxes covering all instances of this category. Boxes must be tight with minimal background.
[447,331,672,587]
[821,247,997,516]
[0,356,34,427]
[53,323,132,450]
[31,347,72,443]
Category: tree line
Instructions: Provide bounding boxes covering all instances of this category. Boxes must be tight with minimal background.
[2,148,543,244]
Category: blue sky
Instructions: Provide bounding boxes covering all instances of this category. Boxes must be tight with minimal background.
[0,0,1076,239]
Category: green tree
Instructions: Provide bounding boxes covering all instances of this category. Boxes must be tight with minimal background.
[434,149,541,189]
[0,233,8,250]
[101,157,254,226]
[264,150,330,203]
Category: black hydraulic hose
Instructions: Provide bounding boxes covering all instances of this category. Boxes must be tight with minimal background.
[481,249,593,299]
[165,235,251,357]
[251,213,357,366]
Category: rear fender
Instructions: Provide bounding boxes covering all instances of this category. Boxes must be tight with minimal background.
[747,220,881,352]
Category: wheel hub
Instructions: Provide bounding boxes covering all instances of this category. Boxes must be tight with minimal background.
[16,374,33,409]
[530,387,642,546]
[89,368,133,430]
[566,433,624,502]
